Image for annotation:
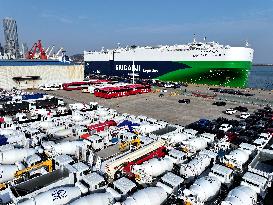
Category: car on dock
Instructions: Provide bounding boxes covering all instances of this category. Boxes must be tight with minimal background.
[240,112,251,119]
[224,108,237,115]
[234,106,248,112]
[178,99,190,104]
[212,101,226,106]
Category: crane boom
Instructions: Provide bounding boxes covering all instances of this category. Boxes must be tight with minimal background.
[48,45,55,57]
[14,159,53,178]
[26,40,48,60]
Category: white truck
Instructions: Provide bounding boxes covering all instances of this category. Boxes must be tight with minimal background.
[180,154,211,181]
[131,157,173,184]
[241,171,270,199]
[208,164,234,188]
[221,143,256,171]
[182,176,221,205]
[101,139,165,180]
[221,185,257,205]
[181,137,208,156]
[156,172,184,195]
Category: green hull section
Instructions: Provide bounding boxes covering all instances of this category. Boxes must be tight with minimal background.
[157,61,252,88]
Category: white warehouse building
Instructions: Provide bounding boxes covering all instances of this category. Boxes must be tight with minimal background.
[0,63,84,90]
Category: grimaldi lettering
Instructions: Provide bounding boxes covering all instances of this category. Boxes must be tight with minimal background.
[115,65,141,71]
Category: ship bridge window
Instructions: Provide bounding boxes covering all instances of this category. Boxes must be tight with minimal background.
[219,54,221,56]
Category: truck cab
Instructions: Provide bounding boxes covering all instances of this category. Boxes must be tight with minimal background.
[106,177,137,201]
[222,148,250,171]
[88,134,104,151]
[241,171,269,198]
[80,172,107,192]
[0,117,14,129]
[156,172,184,195]
[166,148,188,165]
[72,125,89,137]
[209,164,234,187]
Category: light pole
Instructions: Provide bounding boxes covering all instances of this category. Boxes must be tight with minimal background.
[132,60,135,84]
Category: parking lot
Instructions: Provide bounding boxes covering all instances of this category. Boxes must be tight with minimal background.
[40,84,270,126]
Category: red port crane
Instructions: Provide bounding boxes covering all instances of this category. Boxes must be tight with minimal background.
[26,40,48,60]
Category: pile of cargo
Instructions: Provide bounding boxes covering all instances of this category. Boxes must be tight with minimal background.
[0,88,272,205]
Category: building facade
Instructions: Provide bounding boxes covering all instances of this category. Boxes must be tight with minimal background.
[3,18,20,58]
[0,64,84,90]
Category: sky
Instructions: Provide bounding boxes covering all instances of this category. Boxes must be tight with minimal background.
[0,0,273,63]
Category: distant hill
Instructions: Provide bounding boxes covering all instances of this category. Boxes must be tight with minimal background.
[70,54,84,64]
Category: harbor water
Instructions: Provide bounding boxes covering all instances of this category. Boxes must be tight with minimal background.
[248,66,273,90]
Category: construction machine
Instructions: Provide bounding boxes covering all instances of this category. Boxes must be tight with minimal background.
[119,135,141,151]
[14,159,53,178]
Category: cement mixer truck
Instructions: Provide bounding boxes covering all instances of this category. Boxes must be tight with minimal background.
[221,185,257,205]
[182,176,221,205]
[180,155,212,181]
[17,185,85,205]
[131,157,173,184]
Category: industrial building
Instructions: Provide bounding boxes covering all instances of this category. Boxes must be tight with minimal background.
[0,17,84,90]
[0,63,84,90]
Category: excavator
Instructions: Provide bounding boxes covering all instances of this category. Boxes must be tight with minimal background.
[0,159,53,190]
[119,135,141,151]
[14,159,53,178]
[118,120,142,151]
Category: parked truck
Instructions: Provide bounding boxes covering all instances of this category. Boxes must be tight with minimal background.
[101,139,165,180]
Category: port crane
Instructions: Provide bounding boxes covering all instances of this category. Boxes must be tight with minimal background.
[26,40,48,60]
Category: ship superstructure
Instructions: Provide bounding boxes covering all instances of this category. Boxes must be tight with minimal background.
[84,39,254,87]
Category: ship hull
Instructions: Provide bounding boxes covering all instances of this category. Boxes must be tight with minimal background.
[85,60,252,88]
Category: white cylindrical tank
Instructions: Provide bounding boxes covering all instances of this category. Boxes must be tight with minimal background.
[224,149,249,168]
[72,113,85,122]
[52,141,85,155]
[0,164,19,183]
[221,186,257,205]
[184,138,207,152]
[47,125,66,134]
[75,119,92,126]
[54,129,73,137]
[122,187,167,205]
[18,186,81,205]
[168,133,190,144]
[0,129,16,135]
[5,132,26,144]
[180,155,211,179]
[70,192,114,205]
[183,176,221,204]
[39,121,55,130]
[0,148,36,164]
[132,157,173,177]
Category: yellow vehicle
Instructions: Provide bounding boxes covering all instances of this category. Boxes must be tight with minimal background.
[169,92,178,96]
[0,183,6,190]
[153,89,161,93]
[14,159,53,178]
[0,160,53,191]
[119,136,141,151]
